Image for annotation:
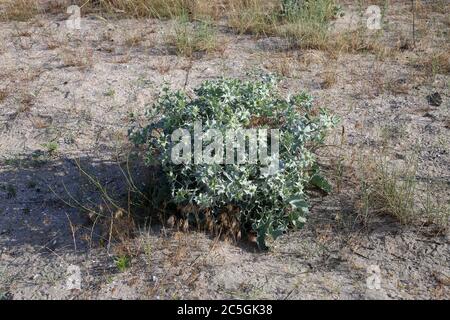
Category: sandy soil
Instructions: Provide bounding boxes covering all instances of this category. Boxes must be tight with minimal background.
[0,2,449,299]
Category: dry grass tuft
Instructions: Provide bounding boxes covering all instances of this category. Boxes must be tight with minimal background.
[59,47,94,69]
[1,0,218,21]
[0,0,390,60]
[228,0,278,35]
[356,154,449,231]
[93,0,221,20]
[153,57,171,74]
[320,64,337,88]
[330,28,390,58]
[45,39,62,50]
[409,50,450,76]
[227,0,338,49]
[365,158,417,225]
[16,92,36,114]
[124,32,145,47]
[263,52,299,77]
[1,0,40,21]
[426,0,450,14]
[0,89,8,103]
[95,0,187,19]
[275,0,338,49]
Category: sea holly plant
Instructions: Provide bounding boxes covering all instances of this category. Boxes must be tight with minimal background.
[129,75,337,249]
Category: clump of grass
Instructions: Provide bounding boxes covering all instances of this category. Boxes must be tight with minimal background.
[93,0,212,19]
[421,185,450,230]
[368,158,417,224]
[0,0,220,21]
[0,0,366,57]
[264,53,299,78]
[227,0,338,47]
[329,27,389,57]
[42,141,59,155]
[93,0,165,18]
[115,255,131,272]
[428,0,450,14]
[0,89,8,103]
[228,0,278,35]
[16,92,36,114]
[320,64,337,88]
[189,0,223,20]
[357,154,449,231]
[1,0,39,21]
[409,50,450,76]
[27,180,37,189]
[275,0,338,49]
[1,0,69,21]
[60,48,94,69]
[124,32,145,47]
[169,17,218,57]
[104,88,116,97]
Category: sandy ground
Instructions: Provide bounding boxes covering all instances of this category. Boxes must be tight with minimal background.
[0,3,449,299]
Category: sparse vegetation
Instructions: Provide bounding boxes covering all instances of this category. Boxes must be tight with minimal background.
[59,48,94,69]
[115,255,131,272]
[357,154,449,230]
[363,155,418,224]
[0,89,7,103]
[94,0,192,19]
[276,0,339,49]
[124,32,145,47]
[228,0,278,35]
[0,0,449,300]
[168,16,219,57]
[320,64,337,88]
[409,50,450,76]
[42,141,59,155]
[0,0,39,21]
